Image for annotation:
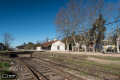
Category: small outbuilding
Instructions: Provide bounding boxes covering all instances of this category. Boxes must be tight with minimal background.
[36,39,65,51]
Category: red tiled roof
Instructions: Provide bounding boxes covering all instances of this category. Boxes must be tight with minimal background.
[37,40,60,47]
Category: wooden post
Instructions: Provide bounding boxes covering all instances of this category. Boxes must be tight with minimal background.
[30,52,32,57]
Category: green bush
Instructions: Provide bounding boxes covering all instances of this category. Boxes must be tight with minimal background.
[0,62,10,68]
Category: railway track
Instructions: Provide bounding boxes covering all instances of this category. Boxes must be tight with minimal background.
[35,58,120,80]
[41,54,120,72]
[18,58,46,80]
[18,57,83,80]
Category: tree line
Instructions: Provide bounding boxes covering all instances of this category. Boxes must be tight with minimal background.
[16,37,50,50]
[0,33,49,50]
[54,0,120,53]
[16,42,40,50]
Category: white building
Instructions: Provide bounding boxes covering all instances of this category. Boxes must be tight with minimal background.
[36,39,65,51]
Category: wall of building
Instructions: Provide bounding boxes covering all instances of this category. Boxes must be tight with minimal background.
[51,41,65,51]
[36,47,42,51]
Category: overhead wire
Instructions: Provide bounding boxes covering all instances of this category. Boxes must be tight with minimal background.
[39,20,120,51]
[49,19,120,40]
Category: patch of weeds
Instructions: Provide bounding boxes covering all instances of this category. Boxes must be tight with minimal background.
[59,57,65,60]
[102,63,120,69]
[104,57,120,61]
[0,62,12,80]
[78,60,99,65]
[0,62,10,69]
[79,71,89,75]
[66,68,71,71]
[0,56,8,58]
[53,57,65,61]
[0,50,8,53]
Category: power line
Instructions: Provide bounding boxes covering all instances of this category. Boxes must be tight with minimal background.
[105,20,120,25]
[50,19,120,40]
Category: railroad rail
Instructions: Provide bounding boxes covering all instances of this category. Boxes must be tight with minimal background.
[42,54,120,70]
[35,58,120,80]
[18,57,83,80]
[18,58,47,80]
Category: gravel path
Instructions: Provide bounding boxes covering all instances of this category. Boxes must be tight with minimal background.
[9,58,33,80]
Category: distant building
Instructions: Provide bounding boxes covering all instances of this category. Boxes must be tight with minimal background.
[36,39,65,51]
[102,40,116,49]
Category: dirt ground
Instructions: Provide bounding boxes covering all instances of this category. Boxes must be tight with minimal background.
[47,51,120,57]
[86,57,120,65]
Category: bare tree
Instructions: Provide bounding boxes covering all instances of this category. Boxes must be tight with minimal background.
[3,33,15,50]
[74,1,91,52]
[45,37,49,42]
[106,1,120,53]
[54,7,71,51]
[112,1,120,53]
[66,0,81,51]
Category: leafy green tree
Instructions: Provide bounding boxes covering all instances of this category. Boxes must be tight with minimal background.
[34,43,41,47]
[90,14,106,51]
[23,42,26,46]
[0,43,4,46]
[16,45,24,49]
[16,42,26,49]
[24,42,34,50]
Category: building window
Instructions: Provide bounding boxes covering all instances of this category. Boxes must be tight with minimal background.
[57,46,60,50]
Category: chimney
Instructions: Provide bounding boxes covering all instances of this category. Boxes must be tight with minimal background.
[54,38,56,41]
[48,39,51,42]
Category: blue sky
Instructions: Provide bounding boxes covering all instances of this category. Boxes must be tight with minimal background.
[0,0,119,48]
[0,0,69,48]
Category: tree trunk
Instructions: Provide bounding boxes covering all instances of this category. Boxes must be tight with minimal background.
[67,43,69,51]
[117,37,119,53]
[77,43,80,52]
[102,45,106,54]
[93,44,95,52]
[96,43,99,52]
[72,43,74,51]
[84,45,87,52]
[65,38,69,51]
[104,48,106,54]
[78,46,80,52]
